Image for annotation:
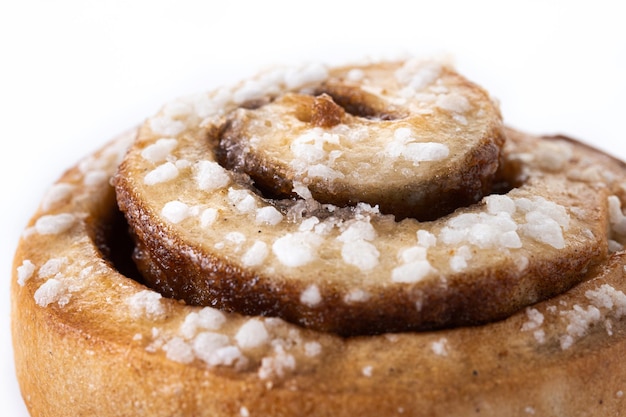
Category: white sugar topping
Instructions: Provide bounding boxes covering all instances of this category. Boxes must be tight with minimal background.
[214,346,248,369]
[485,194,516,214]
[161,200,192,224]
[180,307,227,339]
[241,241,269,267]
[255,206,283,225]
[141,138,178,163]
[341,240,380,271]
[436,93,470,114]
[284,62,328,89]
[306,164,344,180]
[236,195,258,213]
[194,160,231,191]
[391,246,435,283]
[233,79,276,105]
[35,213,76,235]
[391,261,434,283]
[235,319,270,350]
[585,284,626,316]
[200,208,218,228]
[144,162,179,185]
[192,331,230,353]
[161,98,197,119]
[354,202,379,216]
[401,246,428,263]
[521,308,544,332]
[148,116,186,136]
[292,182,313,200]
[395,59,442,92]
[233,63,328,105]
[258,345,296,380]
[346,68,365,82]
[304,341,322,357]
[560,305,601,350]
[344,288,372,304]
[228,188,257,213]
[225,231,247,245]
[290,128,344,180]
[608,196,626,235]
[175,159,192,170]
[163,337,194,364]
[337,218,380,270]
[449,245,473,272]
[521,211,566,249]
[78,265,95,280]
[417,230,437,247]
[385,127,449,165]
[126,290,166,320]
[534,140,573,171]
[41,183,74,212]
[515,197,570,228]
[441,195,570,250]
[402,141,450,163]
[299,217,320,232]
[38,257,67,278]
[441,210,521,249]
[300,284,322,307]
[34,278,70,307]
[430,338,449,356]
[17,260,35,286]
[77,135,129,175]
[610,238,625,253]
[196,88,231,120]
[558,284,626,349]
[192,332,247,369]
[83,170,109,186]
[338,219,377,242]
[532,329,546,344]
[272,232,322,267]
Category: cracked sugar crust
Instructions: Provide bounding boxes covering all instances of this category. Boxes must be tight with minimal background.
[114,59,626,336]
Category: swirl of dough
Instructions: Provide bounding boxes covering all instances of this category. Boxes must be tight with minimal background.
[116,60,611,336]
[11,128,626,417]
[217,61,505,221]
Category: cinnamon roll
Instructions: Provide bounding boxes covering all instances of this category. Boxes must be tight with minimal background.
[11,58,626,416]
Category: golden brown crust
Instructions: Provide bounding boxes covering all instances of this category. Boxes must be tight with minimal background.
[11,60,626,416]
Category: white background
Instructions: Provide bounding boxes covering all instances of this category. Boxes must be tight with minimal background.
[1,1,624,415]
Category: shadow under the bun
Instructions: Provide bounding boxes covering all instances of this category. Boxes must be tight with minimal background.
[93,200,145,285]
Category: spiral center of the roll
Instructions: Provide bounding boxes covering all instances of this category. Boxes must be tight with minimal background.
[218,83,507,221]
[310,94,345,128]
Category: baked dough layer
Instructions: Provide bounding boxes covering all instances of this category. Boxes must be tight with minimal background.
[115,60,615,336]
[217,62,505,221]
[11,129,626,414]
